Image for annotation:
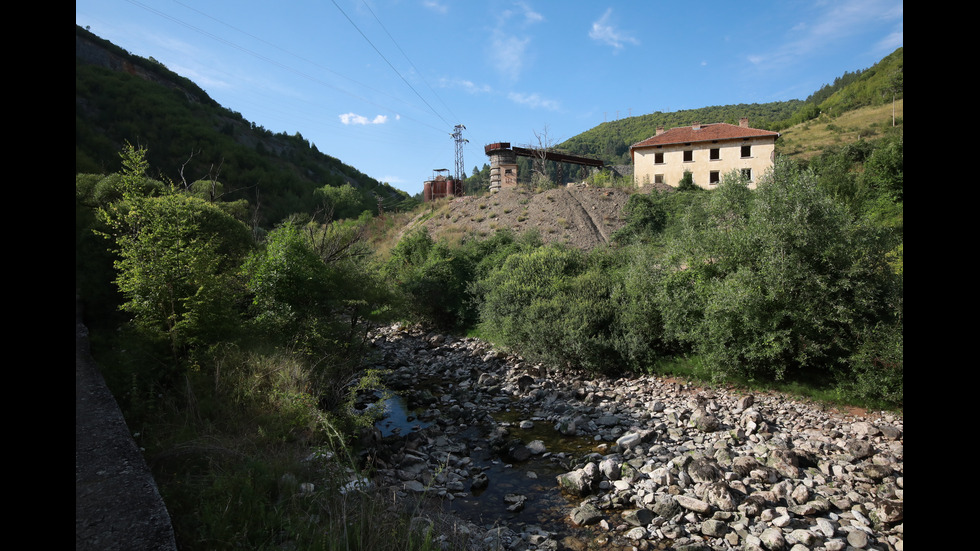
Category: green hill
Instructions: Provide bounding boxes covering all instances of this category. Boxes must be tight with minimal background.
[75,25,414,228]
[558,101,804,167]
[554,47,903,174]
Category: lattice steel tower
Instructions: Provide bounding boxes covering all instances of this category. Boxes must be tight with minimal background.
[452,124,467,195]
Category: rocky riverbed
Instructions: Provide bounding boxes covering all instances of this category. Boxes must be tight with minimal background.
[356,324,903,551]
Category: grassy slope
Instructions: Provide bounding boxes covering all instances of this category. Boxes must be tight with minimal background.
[779,99,904,160]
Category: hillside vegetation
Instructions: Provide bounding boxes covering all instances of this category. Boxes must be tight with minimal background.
[549,47,903,175]
[76,25,415,228]
[76,26,902,550]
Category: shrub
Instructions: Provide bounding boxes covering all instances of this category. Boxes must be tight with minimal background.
[476,245,622,373]
[839,321,903,406]
[656,161,898,383]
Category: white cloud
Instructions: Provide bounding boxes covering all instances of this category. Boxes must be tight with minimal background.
[508,91,560,111]
[876,29,903,52]
[339,112,389,125]
[487,2,544,81]
[422,1,448,14]
[515,1,543,24]
[748,0,903,69]
[490,31,531,81]
[439,77,492,94]
[589,8,639,50]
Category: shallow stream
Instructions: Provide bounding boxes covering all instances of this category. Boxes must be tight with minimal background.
[376,395,605,537]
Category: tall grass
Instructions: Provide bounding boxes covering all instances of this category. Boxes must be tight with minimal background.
[102,341,462,551]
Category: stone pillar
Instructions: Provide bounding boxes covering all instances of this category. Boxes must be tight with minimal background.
[488,149,517,193]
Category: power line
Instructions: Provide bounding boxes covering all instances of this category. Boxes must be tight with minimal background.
[127,0,448,134]
[358,0,459,125]
[330,0,454,129]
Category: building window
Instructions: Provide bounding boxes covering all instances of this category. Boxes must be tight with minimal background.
[683,150,693,162]
[710,148,720,160]
[741,144,751,158]
[710,171,720,184]
[741,168,752,180]
[654,174,664,185]
[654,152,664,164]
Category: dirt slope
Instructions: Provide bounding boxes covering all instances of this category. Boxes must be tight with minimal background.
[411,185,655,249]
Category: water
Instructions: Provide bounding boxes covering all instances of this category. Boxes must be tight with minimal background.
[374,393,432,437]
[375,397,603,537]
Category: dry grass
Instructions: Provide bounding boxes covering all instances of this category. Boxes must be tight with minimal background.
[779,99,904,160]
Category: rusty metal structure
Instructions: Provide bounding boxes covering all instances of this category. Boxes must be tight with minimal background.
[423,169,461,202]
[485,142,604,192]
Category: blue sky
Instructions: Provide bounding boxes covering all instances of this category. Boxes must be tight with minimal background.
[76,0,903,196]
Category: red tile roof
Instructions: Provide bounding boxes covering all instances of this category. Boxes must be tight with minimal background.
[631,123,779,150]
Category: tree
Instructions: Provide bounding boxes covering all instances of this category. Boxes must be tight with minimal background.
[98,144,253,362]
[677,170,696,191]
[657,161,897,382]
[314,182,366,220]
[530,126,557,190]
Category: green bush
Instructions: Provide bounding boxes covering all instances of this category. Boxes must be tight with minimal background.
[476,245,622,373]
[839,321,903,406]
[384,228,475,330]
[656,161,898,383]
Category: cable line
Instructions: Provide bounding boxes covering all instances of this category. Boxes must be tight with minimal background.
[125,0,448,135]
[329,0,453,129]
[357,0,460,125]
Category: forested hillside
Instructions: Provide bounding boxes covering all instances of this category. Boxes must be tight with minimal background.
[552,47,903,176]
[76,25,415,228]
[559,101,803,168]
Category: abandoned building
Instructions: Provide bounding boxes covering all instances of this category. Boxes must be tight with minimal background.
[630,118,780,190]
[484,142,604,192]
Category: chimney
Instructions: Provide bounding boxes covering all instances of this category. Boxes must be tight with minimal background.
[692,121,701,131]
[739,117,749,128]
[655,126,665,136]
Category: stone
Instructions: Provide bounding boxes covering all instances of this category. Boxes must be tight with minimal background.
[622,508,654,527]
[874,499,904,524]
[557,468,598,496]
[616,432,643,450]
[503,493,527,512]
[526,439,547,455]
[703,481,738,512]
[361,325,902,551]
[701,519,727,537]
[625,526,647,540]
[470,472,488,491]
[570,504,603,526]
[674,494,712,515]
[402,480,425,493]
[760,527,786,550]
[846,528,869,548]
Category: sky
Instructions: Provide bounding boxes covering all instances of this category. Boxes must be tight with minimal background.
[76,0,903,197]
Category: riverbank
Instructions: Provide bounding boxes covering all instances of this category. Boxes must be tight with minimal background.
[362,323,904,550]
